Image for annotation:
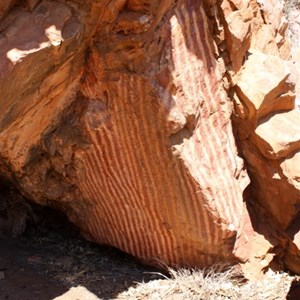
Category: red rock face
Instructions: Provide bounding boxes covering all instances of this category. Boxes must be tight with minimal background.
[75,0,250,267]
[0,0,299,277]
[0,0,17,20]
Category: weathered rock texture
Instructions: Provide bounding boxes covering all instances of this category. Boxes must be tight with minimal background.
[0,0,299,278]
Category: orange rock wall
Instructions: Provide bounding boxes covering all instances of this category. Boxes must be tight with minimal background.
[76,0,249,267]
[0,0,299,277]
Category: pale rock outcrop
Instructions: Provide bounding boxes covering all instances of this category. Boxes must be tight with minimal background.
[223,0,300,276]
[235,51,295,122]
[281,151,300,191]
[255,110,300,159]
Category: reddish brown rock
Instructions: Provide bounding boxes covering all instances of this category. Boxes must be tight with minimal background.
[0,0,250,269]
[0,0,17,19]
[0,1,85,174]
[0,0,299,278]
[75,0,250,267]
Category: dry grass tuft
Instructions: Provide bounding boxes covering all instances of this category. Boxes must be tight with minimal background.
[284,0,300,47]
[284,0,300,13]
[117,265,294,300]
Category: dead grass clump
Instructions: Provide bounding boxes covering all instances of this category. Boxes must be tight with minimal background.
[284,0,300,47]
[117,265,293,300]
[284,0,300,13]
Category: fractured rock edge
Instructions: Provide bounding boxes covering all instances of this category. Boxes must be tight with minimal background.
[0,0,299,279]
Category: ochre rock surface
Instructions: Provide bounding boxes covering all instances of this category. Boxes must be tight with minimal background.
[0,0,299,278]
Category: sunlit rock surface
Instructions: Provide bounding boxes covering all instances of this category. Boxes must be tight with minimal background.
[0,0,299,278]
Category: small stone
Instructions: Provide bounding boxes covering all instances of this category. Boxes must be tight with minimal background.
[27,256,42,263]
[54,256,73,268]
[0,271,5,280]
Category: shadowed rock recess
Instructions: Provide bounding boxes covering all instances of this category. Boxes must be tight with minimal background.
[0,0,299,278]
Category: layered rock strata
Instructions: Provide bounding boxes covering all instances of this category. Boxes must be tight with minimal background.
[0,0,299,277]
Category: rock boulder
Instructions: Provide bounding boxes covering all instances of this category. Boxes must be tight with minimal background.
[0,0,299,278]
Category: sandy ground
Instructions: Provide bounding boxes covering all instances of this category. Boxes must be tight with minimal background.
[1,234,299,300]
[0,231,163,300]
[0,238,67,300]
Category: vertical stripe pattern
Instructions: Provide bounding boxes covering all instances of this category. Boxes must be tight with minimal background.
[75,0,249,268]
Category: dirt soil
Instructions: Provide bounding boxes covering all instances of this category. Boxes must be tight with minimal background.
[0,228,164,300]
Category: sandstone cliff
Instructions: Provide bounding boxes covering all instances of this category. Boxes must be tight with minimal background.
[0,0,299,278]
